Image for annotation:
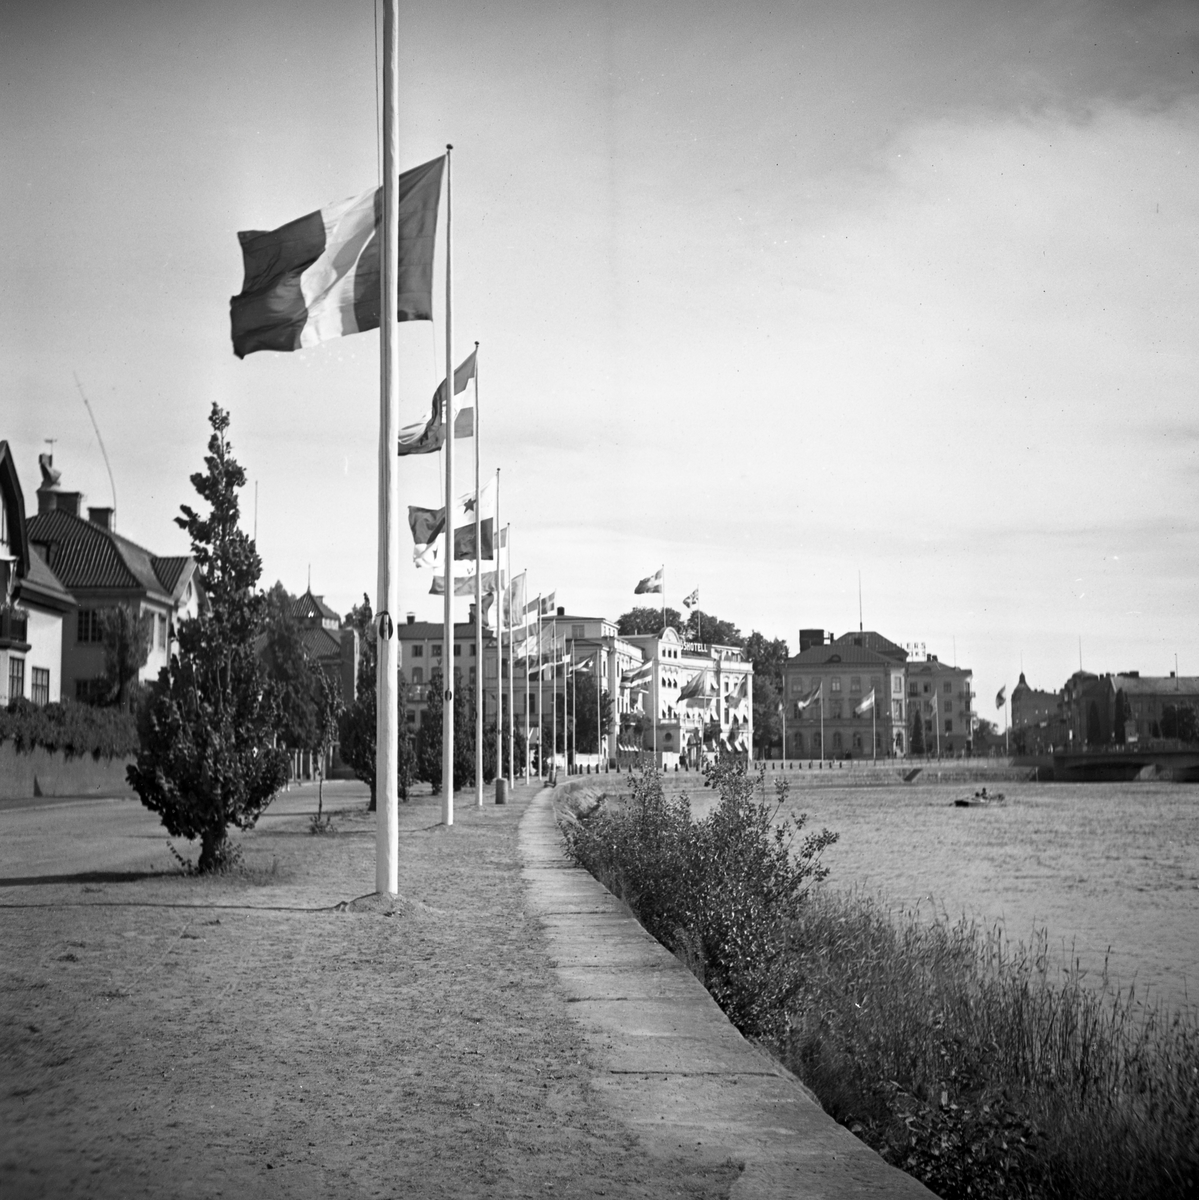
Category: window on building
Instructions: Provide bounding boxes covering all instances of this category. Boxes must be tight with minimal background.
[411,644,424,658]
[893,676,903,695]
[31,667,50,706]
[832,731,843,750]
[790,676,803,694]
[469,667,476,685]
[923,683,930,694]
[871,676,882,694]
[892,700,902,720]
[943,681,952,694]
[433,644,442,657]
[454,644,462,656]
[850,676,861,693]
[77,609,102,643]
[831,677,842,693]
[407,710,416,724]
[8,657,25,701]
[852,732,862,750]
[412,667,423,685]
[469,644,476,656]
[945,719,954,733]
[572,624,585,639]
[157,613,167,649]
[909,682,919,696]
[831,700,842,718]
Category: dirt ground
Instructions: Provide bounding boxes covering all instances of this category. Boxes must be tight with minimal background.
[0,781,740,1199]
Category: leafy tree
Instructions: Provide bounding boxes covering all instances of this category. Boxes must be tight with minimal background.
[336,595,415,808]
[617,606,684,637]
[1162,703,1198,744]
[99,603,152,709]
[752,677,782,757]
[910,705,926,755]
[1113,688,1128,745]
[570,679,613,754]
[260,601,322,751]
[415,668,474,793]
[743,631,789,692]
[127,404,288,873]
[1086,700,1103,747]
[683,609,743,647]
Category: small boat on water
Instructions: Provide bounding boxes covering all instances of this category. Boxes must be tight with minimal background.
[952,787,1005,808]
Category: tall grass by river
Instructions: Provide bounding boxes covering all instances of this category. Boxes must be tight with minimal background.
[561,763,1199,1200]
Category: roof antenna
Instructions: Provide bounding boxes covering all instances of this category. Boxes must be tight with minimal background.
[44,437,57,463]
[307,563,312,593]
[73,373,117,528]
[858,570,863,634]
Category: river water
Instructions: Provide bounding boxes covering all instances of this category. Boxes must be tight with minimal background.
[689,779,1199,1015]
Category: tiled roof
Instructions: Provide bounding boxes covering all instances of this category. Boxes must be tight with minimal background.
[27,508,184,602]
[831,631,908,661]
[16,547,75,610]
[293,590,339,622]
[1111,674,1199,696]
[153,556,193,598]
[299,626,343,661]
[786,644,896,668]
[907,660,970,677]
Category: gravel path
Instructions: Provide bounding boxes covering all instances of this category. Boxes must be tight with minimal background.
[0,781,739,1199]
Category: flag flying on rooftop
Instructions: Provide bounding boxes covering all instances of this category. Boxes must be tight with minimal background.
[397,349,477,455]
[408,477,495,568]
[995,685,1006,709]
[229,156,444,358]
[682,588,699,609]
[634,568,663,595]
[854,688,875,716]
[539,592,556,616]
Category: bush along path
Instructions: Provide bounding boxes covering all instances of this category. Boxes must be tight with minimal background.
[560,761,1199,1200]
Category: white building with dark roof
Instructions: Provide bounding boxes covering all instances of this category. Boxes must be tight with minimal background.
[0,442,75,706]
[25,455,200,703]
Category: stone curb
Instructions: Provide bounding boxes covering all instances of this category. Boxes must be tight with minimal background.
[519,784,936,1199]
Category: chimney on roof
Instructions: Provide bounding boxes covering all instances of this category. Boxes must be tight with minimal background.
[799,628,824,652]
[406,612,415,625]
[557,606,564,617]
[88,507,113,531]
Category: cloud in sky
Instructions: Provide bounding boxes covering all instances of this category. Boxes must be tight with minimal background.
[2,0,1197,705]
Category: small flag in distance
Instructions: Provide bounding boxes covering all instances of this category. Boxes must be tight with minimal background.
[855,689,875,716]
[682,588,699,608]
[996,686,1006,709]
[634,568,663,595]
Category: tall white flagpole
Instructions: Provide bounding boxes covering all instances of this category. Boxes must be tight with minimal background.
[506,529,514,787]
[441,144,455,827]
[552,613,558,781]
[474,364,484,809]
[524,584,531,781]
[537,600,543,778]
[494,514,504,790]
[375,0,400,896]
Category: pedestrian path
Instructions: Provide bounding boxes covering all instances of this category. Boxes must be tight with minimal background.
[519,783,935,1199]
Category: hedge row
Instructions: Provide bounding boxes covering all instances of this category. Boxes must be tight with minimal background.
[0,698,140,760]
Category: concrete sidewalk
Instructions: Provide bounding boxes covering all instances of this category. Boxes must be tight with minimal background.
[521,784,934,1199]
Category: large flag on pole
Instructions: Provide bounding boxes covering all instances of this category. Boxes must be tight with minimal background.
[397,349,477,455]
[854,688,875,716]
[504,572,527,627]
[430,568,502,596]
[795,683,822,713]
[677,670,714,703]
[634,568,663,594]
[229,157,444,358]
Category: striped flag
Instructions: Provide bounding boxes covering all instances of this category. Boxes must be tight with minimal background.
[855,688,875,716]
[230,157,444,358]
[397,350,477,455]
[634,568,663,595]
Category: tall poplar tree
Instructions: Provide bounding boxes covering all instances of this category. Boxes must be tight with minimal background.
[128,405,288,872]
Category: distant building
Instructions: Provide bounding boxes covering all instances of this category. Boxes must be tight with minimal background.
[0,442,74,706]
[1010,672,1061,753]
[1061,670,1199,747]
[782,627,975,758]
[904,655,975,756]
[290,588,357,705]
[783,629,909,758]
[25,455,201,703]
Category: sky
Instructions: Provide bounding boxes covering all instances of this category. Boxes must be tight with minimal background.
[3,0,1197,713]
